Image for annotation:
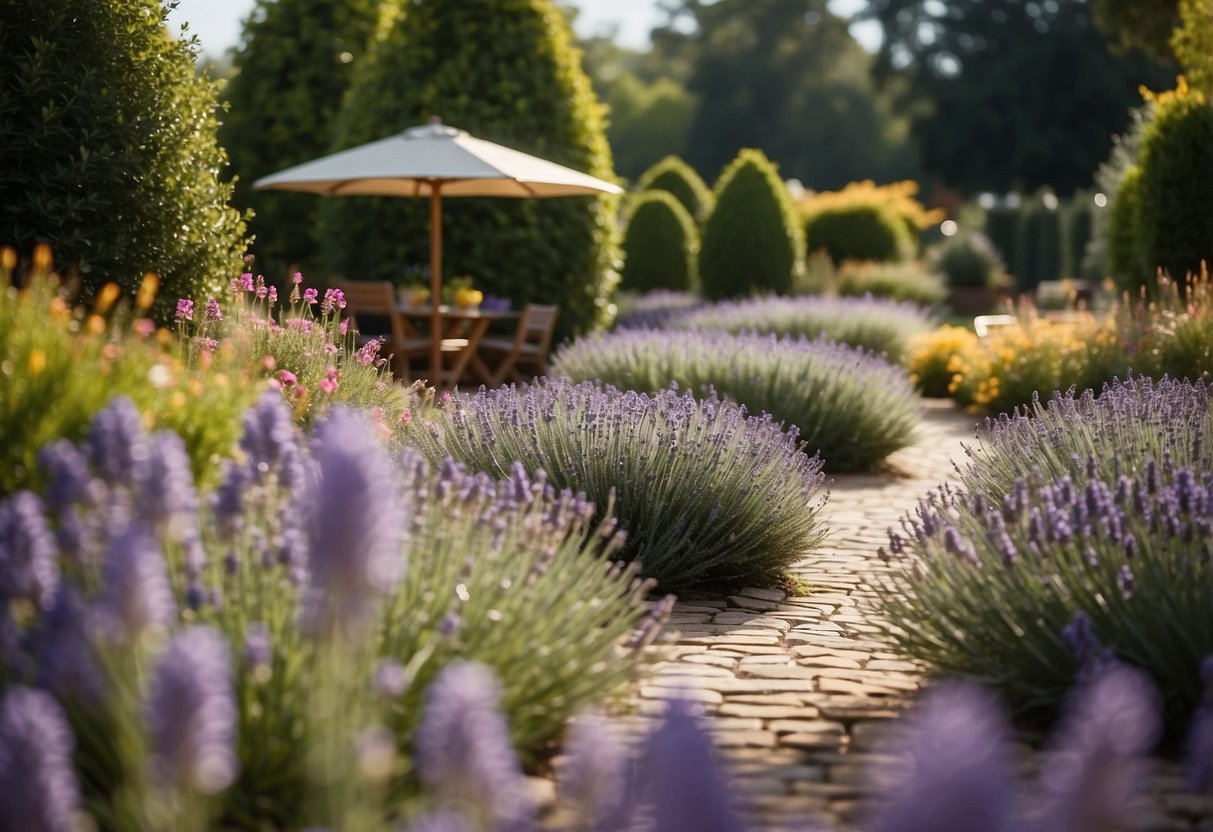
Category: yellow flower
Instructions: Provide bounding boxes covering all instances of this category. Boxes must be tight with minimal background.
[27,350,46,376]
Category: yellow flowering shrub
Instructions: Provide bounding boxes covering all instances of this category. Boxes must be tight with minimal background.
[908,325,979,397]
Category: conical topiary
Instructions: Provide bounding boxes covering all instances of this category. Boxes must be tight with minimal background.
[635,155,714,223]
[698,149,803,300]
[220,0,380,281]
[320,0,618,340]
[620,191,699,293]
[0,0,247,317]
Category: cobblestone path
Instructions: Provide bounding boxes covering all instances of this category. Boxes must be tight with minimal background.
[614,400,1213,831]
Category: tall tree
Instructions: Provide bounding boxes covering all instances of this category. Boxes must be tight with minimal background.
[321,0,618,339]
[0,0,247,315]
[862,0,1172,195]
[220,0,380,281]
[652,0,920,189]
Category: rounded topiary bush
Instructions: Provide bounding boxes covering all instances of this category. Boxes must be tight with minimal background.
[552,330,919,472]
[320,0,617,341]
[879,378,1213,734]
[1108,165,1146,291]
[930,231,1006,289]
[803,202,915,266]
[619,191,699,293]
[1136,85,1213,285]
[0,0,247,317]
[698,149,803,300]
[672,295,934,365]
[406,378,827,590]
[634,155,714,222]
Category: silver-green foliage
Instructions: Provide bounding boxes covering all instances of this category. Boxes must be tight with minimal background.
[552,330,919,472]
[407,379,828,590]
[877,378,1213,732]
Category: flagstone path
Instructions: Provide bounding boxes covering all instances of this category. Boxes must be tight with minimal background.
[609,399,1213,831]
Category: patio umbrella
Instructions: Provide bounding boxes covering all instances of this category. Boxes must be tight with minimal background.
[254,118,622,383]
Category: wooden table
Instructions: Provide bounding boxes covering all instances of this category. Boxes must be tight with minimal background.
[398,304,519,387]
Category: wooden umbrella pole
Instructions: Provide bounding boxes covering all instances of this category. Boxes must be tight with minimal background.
[429,181,443,387]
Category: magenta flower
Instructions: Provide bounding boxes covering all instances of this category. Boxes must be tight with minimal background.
[303,288,319,305]
[268,286,278,303]
[174,299,194,322]
[355,340,382,366]
[322,288,346,314]
[205,297,222,321]
[319,368,339,395]
[292,271,303,285]
[339,317,350,335]
[278,370,297,387]
[236,273,254,292]
[133,318,155,337]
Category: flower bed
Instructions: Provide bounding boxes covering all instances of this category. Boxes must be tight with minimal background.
[552,330,919,472]
[405,378,828,590]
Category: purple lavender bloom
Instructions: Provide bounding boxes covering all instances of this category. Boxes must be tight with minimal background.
[212,460,252,540]
[243,623,272,675]
[139,432,200,544]
[869,682,1013,832]
[32,586,100,703]
[0,491,58,609]
[638,696,746,832]
[415,661,533,830]
[374,660,409,698]
[240,391,300,479]
[1032,664,1160,832]
[38,440,99,512]
[96,523,176,640]
[143,626,238,794]
[561,710,634,832]
[0,687,81,832]
[300,409,404,638]
[86,397,150,485]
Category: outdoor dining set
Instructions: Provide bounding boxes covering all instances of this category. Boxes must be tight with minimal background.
[335,279,560,388]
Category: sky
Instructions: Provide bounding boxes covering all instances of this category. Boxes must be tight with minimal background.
[166,0,877,59]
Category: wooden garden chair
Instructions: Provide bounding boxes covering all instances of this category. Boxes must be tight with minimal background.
[478,303,560,386]
[334,280,453,380]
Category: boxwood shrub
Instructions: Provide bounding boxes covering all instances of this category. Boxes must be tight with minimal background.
[619,191,699,293]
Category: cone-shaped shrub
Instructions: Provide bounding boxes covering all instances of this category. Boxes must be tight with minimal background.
[220,0,380,280]
[634,155,714,222]
[698,149,803,300]
[671,295,933,365]
[878,378,1213,735]
[552,330,919,471]
[619,192,698,293]
[1108,165,1146,290]
[1137,83,1213,285]
[321,0,617,341]
[0,0,247,318]
[406,379,827,590]
[803,202,914,266]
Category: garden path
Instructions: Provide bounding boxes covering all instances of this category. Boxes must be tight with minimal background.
[594,399,1213,831]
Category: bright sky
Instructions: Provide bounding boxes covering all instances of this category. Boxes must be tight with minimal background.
[167,0,877,58]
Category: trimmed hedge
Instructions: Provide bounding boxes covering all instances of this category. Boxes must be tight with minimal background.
[698,149,803,300]
[804,202,915,266]
[1108,165,1145,291]
[619,191,699,293]
[634,155,714,222]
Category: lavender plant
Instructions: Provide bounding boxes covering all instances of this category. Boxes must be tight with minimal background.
[0,394,656,830]
[552,330,919,471]
[878,379,1213,731]
[668,295,935,365]
[407,378,828,590]
[613,290,707,331]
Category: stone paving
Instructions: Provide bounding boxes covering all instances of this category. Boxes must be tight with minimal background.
[611,399,1213,831]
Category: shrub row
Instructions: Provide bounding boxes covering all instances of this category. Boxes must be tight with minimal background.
[552,330,919,471]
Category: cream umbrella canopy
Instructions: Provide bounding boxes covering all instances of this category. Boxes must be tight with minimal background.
[254,118,622,383]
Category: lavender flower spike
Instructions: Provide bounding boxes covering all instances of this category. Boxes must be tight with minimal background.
[0,687,82,832]
[0,491,59,610]
[144,626,239,794]
[97,523,176,640]
[1032,664,1161,832]
[415,661,533,831]
[561,710,634,832]
[300,409,404,638]
[86,396,150,485]
[639,696,747,832]
[868,682,1014,832]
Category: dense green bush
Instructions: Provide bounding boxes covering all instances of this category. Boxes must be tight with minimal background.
[1063,192,1096,279]
[1107,165,1146,290]
[1136,86,1213,285]
[672,295,933,365]
[834,261,947,306]
[1012,191,1064,291]
[320,0,617,341]
[698,149,803,300]
[803,202,915,266]
[929,231,1006,289]
[0,0,247,318]
[407,379,828,589]
[982,205,1019,271]
[552,330,919,471]
[619,192,699,293]
[634,155,715,222]
[220,0,380,281]
[879,379,1213,734]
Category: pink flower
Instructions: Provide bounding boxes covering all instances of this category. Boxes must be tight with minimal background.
[324,343,339,355]
[175,299,194,321]
[303,288,319,305]
[354,339,382,366]
[268,286,278,303]
[205,297,222,321]
[401,409,412,425]
[238,273,254,292]
[319,367,339,394]
[322,288,347,314]
[292,272,303,285]
[243,254,255,263]
[133,318,156,337]
[255,275,268,299]
[278,370,297,387]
